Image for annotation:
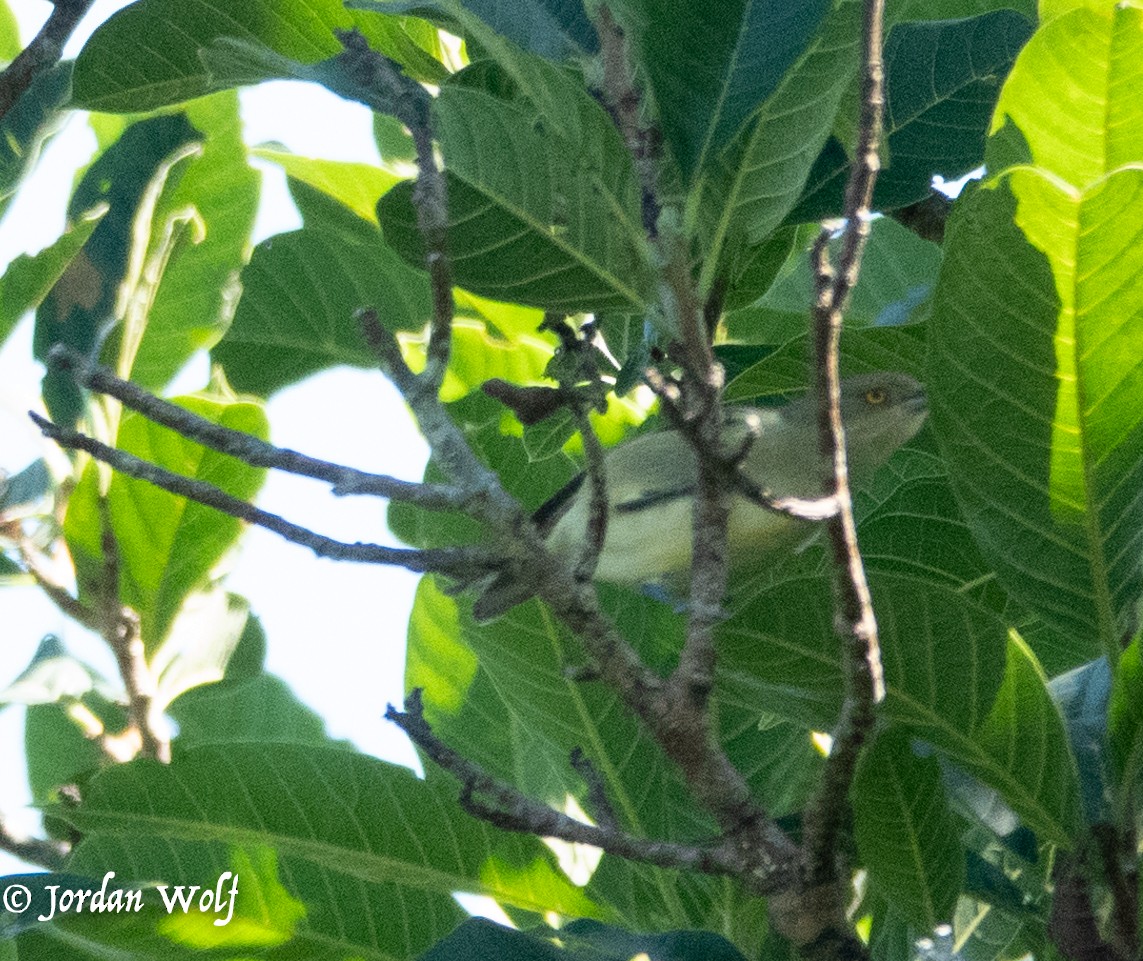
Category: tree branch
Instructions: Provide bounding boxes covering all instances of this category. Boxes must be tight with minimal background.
[45,345,469,510]
[390,690,780,885]
[0,0,94,123]
[28,411,503,578]
[95,505,169,762]
[800,0,887,899]
[332,29,452,396]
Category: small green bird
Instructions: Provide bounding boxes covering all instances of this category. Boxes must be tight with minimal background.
[473,372,928,621]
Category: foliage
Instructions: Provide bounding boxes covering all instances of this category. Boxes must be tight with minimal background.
[2,1,1143,961]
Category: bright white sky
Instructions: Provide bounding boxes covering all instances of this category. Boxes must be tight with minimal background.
[1,0,430,876]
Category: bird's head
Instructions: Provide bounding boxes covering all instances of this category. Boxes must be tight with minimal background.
[835,372,928,475]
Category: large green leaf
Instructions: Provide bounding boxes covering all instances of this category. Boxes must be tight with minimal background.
[992,4,1143,190]
[718,573,1082,844]
[111,93,260,391]
[62,396,269,652]
[407,578,779,938]
[928,171,1143,653]
[697,0,861,292]
[379,75,650,311]
[790,11,1033,222]
[72,0,446,112]
[34,113,200,426]
[853,730,964,929]
[253,146,403,224]
[724,323,927,402]
[211,219,431,395]
[57,744,602,955]
[634,0,831,181]
[725,216,940,343]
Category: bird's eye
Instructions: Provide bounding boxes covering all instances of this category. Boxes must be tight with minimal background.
[865,388,887,405]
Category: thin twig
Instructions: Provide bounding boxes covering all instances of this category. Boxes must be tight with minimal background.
[0,0,95,123]
[571,407,609,583]
[18,537,100,631]
[596,6,660,237]
[801,0,887,896]
[95,501,169,762]
[28,412,503,577]
[332,30,452,395]
[570,747,618,831]
[0,816,69,871]
[45,346,468,510]
[390,691,775,884]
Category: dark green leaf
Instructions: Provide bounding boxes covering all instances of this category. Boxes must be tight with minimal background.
[34,113,200,426]
[635,0,830,181]
[790,11,1033,221]
[0,62,72,222]
[379,76,650,311]
[854,730,964,929]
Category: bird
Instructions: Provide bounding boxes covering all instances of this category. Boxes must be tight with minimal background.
[472,372,928,621]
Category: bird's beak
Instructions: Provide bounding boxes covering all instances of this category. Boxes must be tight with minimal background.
[903,389,928,416]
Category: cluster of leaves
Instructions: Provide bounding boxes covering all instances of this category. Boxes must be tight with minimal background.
[2,0,1143,960]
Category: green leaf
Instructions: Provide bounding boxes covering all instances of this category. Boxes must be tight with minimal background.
[634,0,830,181]
[405,573,774,933]
[0,205,106,350]
[724,324,927,402]
[169,673,346,751]
[62,395,269,651]
[380,0,599,61]
[929,170,1143,655]
[725,217,940,343]
[992,4,1143,191]
[34,113,200,426]
[58,744,603,955]
[697,0,861,291]
[25,695,126,805]
[854,730,964,929]
[0,0,20,61]
[212,220,431,395]
[379,78,651,311]
[522,409,576,460]
[719,574,1082,844]
[72,0,446,112]
[888,0,1035,20]
[1109,634,1143,818]
[0,62,72,222]
[967,632,1082,844]
[114,93,260,391]
[791,11,1033,221]
[253,146,403,224]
